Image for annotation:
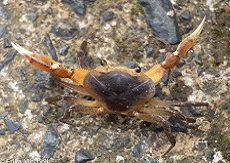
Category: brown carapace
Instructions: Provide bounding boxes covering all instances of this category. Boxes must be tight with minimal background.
[12,16,208,156]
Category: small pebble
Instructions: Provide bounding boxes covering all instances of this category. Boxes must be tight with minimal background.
[31,92,43,102]
[102,11,115,22]
[171,71,182,78]
[75,149,94,163]
[123,61,139,69]
[114,135,131,149]
[161,70,170,85]
[0,6,10,19]
[145,46,154,58]
[61,0,86,16]
[180,10,190,20]
[0,50,17,71]
[186,51,194,62]
[52,24,78,40]
[195,55,203,65]
[133,140,147,158]
[116,155,125,163]
[42,105,51,116]
[168,116,187,133]
[0,128,6,135]
[188,105,202,117]
[3,38,12,48]
[39,126,62,159]
[4,119,21,134]
[176,59,185,68]
[197,66,204,76]
[59,45,70,56]
[195,140,208,151]
[44,33,58,61]
[0,24,7,37]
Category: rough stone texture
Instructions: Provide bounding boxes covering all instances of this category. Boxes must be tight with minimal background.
[139,0,182,44]
[0,0,229,162]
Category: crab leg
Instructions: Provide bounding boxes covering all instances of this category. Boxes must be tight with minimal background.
[145,16,206,84]
[133,112,175,157]
[11,42,89,86]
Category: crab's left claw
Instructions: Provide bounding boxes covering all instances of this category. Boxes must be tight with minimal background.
[11,42,89,86]
[145,16,206,84]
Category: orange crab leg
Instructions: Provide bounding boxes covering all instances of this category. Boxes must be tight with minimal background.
[145,16,206,84]
[11,42,89,86]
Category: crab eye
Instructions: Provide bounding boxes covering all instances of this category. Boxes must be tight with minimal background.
[100,59,107,66]
[134,65,141,73]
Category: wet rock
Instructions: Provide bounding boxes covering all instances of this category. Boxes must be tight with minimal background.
[176,59,185,68]
[61,0,86,16]
[59,45,70,56]
[3,38,12,48]
[75,149,94,163]
[0,24,7,37]
[102,11,115,22]
[133,140,147,158]
[145,46,154,58]
[0,6,10,19]
[140,0,181,44]
[52,22,78,40]
[44,33,58,61]
[168,116,187,133]
[39,126,62,159]
[4,119,21,134]
[0,50,17,71]
[180,10,191,20]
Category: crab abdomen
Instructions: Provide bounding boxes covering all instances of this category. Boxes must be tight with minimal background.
[83,70,155,112]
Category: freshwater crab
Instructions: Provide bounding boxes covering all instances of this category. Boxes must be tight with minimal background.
[12,17,208,156]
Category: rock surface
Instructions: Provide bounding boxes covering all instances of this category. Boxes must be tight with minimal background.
[0,0,229,162]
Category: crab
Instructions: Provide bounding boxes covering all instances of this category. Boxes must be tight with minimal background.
[12,16,208,156]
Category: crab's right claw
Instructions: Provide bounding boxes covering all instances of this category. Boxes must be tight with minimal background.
[11,42,89,86]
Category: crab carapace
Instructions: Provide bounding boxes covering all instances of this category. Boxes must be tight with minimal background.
[12,16,208,156]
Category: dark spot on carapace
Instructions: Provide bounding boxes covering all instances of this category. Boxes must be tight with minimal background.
[84,70,155,112]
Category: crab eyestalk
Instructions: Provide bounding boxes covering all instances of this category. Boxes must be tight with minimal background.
[145,16,206,84]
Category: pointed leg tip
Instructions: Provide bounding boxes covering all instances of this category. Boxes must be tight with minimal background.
[189,16,206,38]
[11,41,33,56]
